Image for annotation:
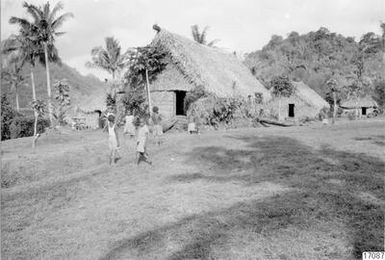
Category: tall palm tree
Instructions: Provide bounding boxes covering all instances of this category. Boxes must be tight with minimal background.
[10,1,73,126]
[191,25,219,47]
[1,63,25,112]
[86,37,128,80]
[2,33,41,107]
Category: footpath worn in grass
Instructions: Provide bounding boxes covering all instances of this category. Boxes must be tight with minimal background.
[1,119,384,259]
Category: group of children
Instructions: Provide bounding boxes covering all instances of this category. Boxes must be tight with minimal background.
[105,107,164,166]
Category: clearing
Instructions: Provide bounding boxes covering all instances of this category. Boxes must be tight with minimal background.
[1,119,384,259]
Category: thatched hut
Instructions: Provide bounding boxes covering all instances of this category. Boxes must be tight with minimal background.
[149,26,271,119]
[266,81,329,121]
[70,93,106,129]
[340,96,378,117]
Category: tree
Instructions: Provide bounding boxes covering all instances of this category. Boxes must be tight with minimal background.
[10,1,73,126]
[2,33,41,118]
[1,59,25,111]
[125,46,168,115]
[86,37,128,80]
[373,80,385,111]
[191,25,219,47]
[53,79,71,125]
[270,75,295,121]
[344,79,366,119]
[325,78,339,124]
[1,94,19,140]
[31,99,46,148]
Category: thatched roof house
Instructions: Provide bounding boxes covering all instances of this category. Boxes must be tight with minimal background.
[340,96,377,109]
[266,81,329,120]
[149,26,271,119]
[340,96,378,117]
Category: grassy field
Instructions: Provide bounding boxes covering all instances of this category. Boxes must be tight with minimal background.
[1,119,384,259]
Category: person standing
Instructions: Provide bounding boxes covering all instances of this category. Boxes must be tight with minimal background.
[136,117,152,165]
[151,106,163,145]
[123,111,135,137]
[106,113,121,165]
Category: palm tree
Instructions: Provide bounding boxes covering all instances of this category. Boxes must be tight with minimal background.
[1,47,26,111]
[191,25,219,47]
[10,1,73,126]
[2,32,43,143]
[86,37,128,80]
[2,33,40,107]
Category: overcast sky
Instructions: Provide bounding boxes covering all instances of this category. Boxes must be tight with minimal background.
[1,0,384,80]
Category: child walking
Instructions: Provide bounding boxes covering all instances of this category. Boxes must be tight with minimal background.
[136,117,152,165]
[106,113,121,165]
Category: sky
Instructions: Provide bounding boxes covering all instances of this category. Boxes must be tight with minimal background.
[1,0,384,80]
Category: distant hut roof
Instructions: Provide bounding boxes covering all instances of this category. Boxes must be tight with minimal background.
[150,27,271,100]
[293,81,329,109]
[341,96,378,108]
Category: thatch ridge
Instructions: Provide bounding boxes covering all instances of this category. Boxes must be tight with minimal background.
[341,96,378,108]
[292,81,329,109]
[151,28,271,100]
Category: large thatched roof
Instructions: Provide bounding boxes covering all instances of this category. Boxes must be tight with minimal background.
[341,96,377,108]
[150,26,271,100]
[292,81,329,109]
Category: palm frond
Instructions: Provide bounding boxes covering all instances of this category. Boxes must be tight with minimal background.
[22,2,43,22]
[191,25,201,43]
[51,12,74,31]
[207,39,220,47]
[200,26,209,44]
[9,17,33,29]
[48,2,64,23]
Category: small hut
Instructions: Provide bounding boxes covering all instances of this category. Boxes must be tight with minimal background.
[266,81,329,121]
[148,26,271,120]
[70,93,106,129]
[340,96,378,117]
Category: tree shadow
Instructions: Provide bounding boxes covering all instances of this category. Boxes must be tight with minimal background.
[354,135,385,147]
[100,135,384,260]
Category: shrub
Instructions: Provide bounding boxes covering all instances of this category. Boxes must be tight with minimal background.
[1,94,19,140]
[187,96,255,128]
[9,116,50,139]
[122,88,148,117]
[184,85,207,112]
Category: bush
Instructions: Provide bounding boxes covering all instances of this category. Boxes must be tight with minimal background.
[1,94,19,141]
[9,116,50,139]
[184,85,207,112]
[187,96,256,128]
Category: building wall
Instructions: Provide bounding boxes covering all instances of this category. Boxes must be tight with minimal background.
[265,95,324,120]
[151,91,175,119]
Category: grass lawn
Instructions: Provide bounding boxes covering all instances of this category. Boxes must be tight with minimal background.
[1,118,384,259]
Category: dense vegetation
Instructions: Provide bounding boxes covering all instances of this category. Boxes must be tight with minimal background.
[244,26,385,106]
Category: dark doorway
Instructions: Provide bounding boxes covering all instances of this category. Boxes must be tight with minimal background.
[288,104,295,117]
[362,107,367,116]
[175,91,186,116]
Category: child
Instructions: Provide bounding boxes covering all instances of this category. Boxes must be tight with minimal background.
[106,113,121,165]
[136,117,152,165]
[123,111,135,137]
[151,106,163,145]
[187,113,199,134]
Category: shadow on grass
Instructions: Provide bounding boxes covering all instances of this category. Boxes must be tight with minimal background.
[354,135,385,147]
[100,135,384,260]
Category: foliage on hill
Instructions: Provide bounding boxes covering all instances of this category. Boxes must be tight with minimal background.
[244,26,385,102]
[1,62,105,109]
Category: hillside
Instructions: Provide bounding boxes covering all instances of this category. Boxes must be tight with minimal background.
[244,26,385,99]
[1,62,106,110]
